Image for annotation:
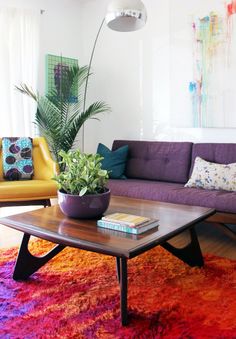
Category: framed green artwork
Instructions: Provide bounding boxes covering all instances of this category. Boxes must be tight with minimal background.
[45,54,78,103]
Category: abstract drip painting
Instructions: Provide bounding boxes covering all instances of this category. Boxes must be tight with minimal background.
[189,1,236,127]
[169,0,236,128]
[45,54,78,103]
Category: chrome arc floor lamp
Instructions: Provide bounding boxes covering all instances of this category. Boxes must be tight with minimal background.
[81,0,147,152]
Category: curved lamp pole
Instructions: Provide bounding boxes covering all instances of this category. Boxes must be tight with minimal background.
[81,0,147,152]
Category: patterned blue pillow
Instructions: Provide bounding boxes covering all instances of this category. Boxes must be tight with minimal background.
[2,137,34,180]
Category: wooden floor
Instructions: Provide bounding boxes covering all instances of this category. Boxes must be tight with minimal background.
[169,222,236,259]
[0,204,235,259]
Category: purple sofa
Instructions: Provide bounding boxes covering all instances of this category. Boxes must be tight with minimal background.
[108,140,236,235]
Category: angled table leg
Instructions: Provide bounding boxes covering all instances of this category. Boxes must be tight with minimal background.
[13,233,65,281]
[161,227,204,267]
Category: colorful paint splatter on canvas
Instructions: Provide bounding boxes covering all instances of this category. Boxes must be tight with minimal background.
[189,1,236,127]
[227,0,236,17]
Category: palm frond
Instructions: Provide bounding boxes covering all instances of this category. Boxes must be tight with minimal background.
[15,84,38,101]
[63,101,110,149]
[16,64,111,169]
[81,101,111,120]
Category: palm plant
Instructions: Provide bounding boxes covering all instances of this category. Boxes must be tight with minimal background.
[16,64,110,170]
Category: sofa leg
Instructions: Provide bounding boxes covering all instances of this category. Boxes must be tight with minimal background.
[161,227,204,267]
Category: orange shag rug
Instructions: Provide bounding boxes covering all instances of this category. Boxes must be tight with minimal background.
[0,239,236,339]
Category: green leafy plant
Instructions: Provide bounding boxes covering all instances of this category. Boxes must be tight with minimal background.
[54,149,109,196]
[16,64,110,170]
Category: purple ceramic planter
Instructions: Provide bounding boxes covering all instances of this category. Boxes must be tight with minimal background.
[58,189,111,219]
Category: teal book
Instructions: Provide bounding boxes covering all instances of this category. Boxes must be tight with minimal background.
[97,219,159,235]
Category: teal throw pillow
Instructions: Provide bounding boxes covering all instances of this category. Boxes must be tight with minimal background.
[97,143,129,179]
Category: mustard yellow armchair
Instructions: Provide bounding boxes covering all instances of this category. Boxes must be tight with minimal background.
[0,137,58,207]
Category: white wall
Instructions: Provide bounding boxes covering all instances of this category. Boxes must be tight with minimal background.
[80,0,171,152]
[1,0,236,152]
[80,0,236,153]
[0,0,83,94]
[0,0,84,145]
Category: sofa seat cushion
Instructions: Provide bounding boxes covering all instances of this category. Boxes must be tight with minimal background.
[0,180,57,201]
[108,179,236,214]
[108,179,183,201]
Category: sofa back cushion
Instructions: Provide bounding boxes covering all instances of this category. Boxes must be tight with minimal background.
[191,143,236,175]
[112,140,193,183]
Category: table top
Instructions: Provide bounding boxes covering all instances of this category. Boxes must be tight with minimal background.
[0,196,215,258]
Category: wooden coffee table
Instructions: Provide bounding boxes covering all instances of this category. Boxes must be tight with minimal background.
[0,196,214,325]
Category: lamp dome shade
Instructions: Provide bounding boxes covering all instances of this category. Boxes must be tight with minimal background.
[105,0,147,32]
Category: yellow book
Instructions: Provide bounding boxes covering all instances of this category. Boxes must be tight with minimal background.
[101,212,151,227]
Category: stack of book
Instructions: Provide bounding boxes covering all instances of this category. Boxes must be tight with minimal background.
[97,212,159,234]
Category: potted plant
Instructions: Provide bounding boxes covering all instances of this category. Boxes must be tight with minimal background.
[54,149,110,219]
[16,63,110,170]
